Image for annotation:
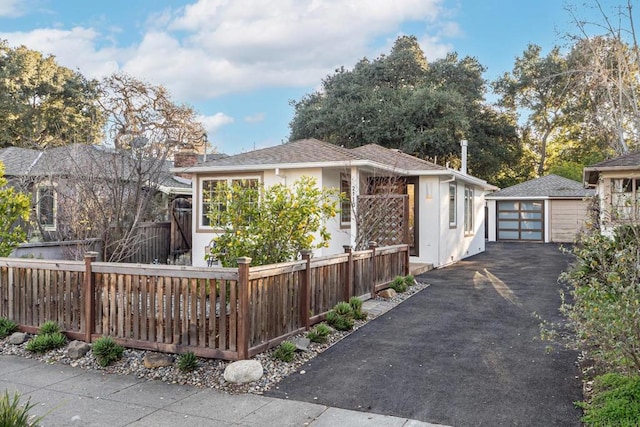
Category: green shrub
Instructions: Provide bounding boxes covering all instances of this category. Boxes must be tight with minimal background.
[0,318,18,339]
[326,309,354,331]
[38,321,60,335]
[390,276,408,293]
[177,352,199,373]
[334,301,353,317]
[92,336,124,367]
[306,323,332,343]
[561,231,640,371]
[349,297,367,320]
[578,373,640,426]
[273,341,297,362]
[0,391,44,427]
[25,332,66,353]
[404,274,415,287]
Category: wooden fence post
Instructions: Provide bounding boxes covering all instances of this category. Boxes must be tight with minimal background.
[83,251,97,343]
[237,257,251,360]
[300,250,313,330]
[343,245,353,301]
[369,241,378,299]
[404,244,410,277]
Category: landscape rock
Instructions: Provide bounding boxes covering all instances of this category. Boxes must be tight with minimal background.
[8,332,28,345]
[67,341,90,359]
[291,337,311,352]
[143,352,174,368]
[378,288,397,299]
[223,360,264,384]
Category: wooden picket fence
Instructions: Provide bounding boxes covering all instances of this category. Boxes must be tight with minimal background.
[0,243,409,360]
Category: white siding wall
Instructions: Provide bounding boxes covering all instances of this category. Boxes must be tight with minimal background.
[191,167,343,267]
[412,177,485,268]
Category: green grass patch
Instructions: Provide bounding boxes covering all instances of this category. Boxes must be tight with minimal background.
[578,373,640,426]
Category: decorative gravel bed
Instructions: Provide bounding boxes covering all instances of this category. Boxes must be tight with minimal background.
[0,281,429,395]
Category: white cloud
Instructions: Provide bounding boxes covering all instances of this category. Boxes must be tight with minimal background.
[0,0,24,17]
[0,27,123,78]
[0,0,457,101]
[198,112,234,135]
[244,112,265,124]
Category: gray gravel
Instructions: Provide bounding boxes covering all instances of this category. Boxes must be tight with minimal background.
[0,281,429,395]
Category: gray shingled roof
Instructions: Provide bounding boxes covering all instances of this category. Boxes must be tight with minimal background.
[0,147,41,176]
[583,151,640,185]
[197,138,360,167]
[587,151,640,168]
[0,144,191,193]
[488,174,594,198]
[195,138,446,172]
[351,144,447,171]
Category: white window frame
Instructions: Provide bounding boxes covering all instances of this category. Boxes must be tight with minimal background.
[464,186,474,235]
[199,176,261,230]
[449,183,457,228]
[36,184,57,231]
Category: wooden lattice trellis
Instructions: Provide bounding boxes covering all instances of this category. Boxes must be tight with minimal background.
[355,194,409,250]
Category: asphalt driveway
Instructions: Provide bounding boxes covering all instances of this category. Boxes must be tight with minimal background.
[266,243,583,426]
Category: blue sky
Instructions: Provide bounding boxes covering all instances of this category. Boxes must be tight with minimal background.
[0,0,628,155]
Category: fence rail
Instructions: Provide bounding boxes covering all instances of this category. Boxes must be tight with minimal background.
[0,243,409,361]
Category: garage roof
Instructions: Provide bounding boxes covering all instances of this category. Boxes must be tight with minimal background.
[486,174,595,199]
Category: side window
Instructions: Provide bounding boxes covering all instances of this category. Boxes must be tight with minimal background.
[37,185,56,230]
[449,183,457,227]
[340,174,351,225]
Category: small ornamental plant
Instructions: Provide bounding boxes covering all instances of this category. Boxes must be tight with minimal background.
[0,318,18,339]
[390,276,408,293]
[0,391,44,427]
[349,297,367,320]
[273,341,297,362]
[25,321,66,353]
[326,301,355,331]
[177,352,199,373]
[306,323,332,344]
[92,336,124,367]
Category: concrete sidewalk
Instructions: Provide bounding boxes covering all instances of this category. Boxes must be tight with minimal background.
[0,354,442,427]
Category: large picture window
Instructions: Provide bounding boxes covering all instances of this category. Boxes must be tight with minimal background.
[200,177,259,229]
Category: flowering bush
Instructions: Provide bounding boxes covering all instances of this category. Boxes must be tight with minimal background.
[206,176,341,267]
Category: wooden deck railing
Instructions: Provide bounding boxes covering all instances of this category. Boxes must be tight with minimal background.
[0,243,409,361]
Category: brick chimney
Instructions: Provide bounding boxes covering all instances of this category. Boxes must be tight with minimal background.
[174,148,199,179]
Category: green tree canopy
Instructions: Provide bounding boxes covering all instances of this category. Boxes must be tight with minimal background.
[0,40,104,148]
[289,36,522,185]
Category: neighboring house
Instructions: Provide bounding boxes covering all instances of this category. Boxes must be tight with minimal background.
[0,143,191,242]
[173,138,497,268]
[583,151,640,235]
[486,174,595,243]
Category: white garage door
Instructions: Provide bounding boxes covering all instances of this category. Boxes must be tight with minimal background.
[496,200,544,241]
[550,199,590,242]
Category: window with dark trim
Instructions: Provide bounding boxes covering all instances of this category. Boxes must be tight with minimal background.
[340,174,351,225]
[37,185,56,231]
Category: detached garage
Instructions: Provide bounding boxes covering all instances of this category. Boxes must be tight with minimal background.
[486,175,595,243]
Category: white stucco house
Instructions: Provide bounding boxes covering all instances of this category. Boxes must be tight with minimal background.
[173,138,496,268]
